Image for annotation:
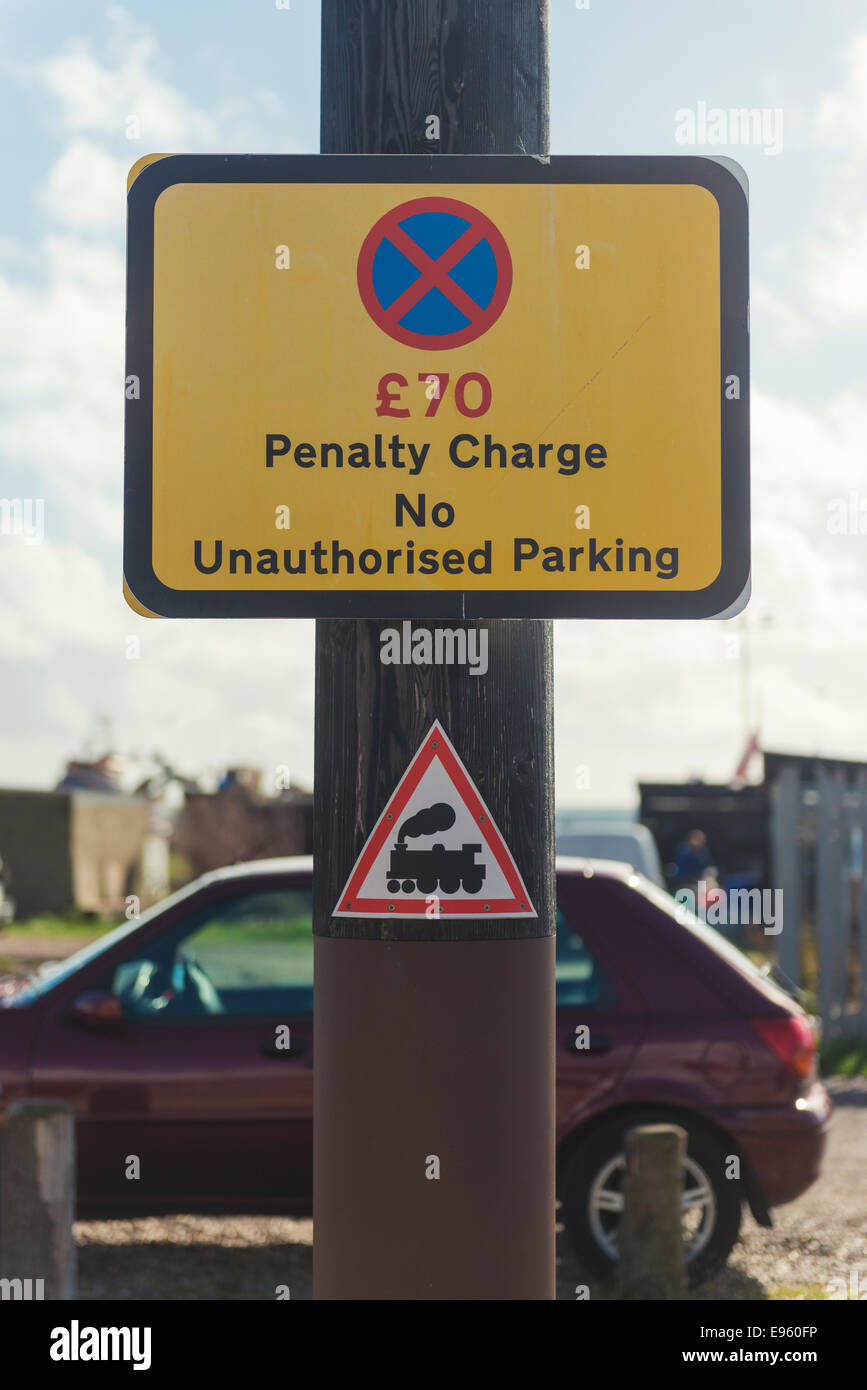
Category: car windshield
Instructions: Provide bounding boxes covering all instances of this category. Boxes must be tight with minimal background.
[5,877,209,1004]
[628,872,769,982]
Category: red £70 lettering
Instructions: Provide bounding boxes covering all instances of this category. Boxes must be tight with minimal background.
[375,371,491,418]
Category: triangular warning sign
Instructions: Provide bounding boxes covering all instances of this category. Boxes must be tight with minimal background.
[333,721,536,920]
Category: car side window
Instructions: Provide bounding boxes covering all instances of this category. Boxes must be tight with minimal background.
[555,906,616,1009]
[110,888,314,1020]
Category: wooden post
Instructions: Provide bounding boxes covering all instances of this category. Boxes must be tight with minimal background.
[0,1100,76,1300]
[817,766,845,1038]
[618,1124,687,1300]
[770,761,802,987]
[313,0,556,1300]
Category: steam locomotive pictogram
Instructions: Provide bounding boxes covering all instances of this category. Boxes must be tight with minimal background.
[386,840,486,895]
[385,800,486,895]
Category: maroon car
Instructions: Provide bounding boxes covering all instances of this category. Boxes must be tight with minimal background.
[0,856,830,1284]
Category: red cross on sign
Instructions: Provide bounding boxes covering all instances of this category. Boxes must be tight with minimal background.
[356,196,513,350]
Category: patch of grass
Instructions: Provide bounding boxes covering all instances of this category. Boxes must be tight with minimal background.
[819,1036,867,1078]
[768,1285,830,1300]
[193,916,313,945]
[7,912,108,936]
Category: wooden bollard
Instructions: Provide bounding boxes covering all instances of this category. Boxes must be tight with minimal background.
[617,1123,686,1300]
[0,1100,76,1299]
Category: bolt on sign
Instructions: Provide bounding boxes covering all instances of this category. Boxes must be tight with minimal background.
[123,154,749,620]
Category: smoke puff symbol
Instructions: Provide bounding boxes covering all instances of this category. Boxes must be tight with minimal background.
[398,802,456,842]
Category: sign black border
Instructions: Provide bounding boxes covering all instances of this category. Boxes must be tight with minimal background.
[124,153,749,619]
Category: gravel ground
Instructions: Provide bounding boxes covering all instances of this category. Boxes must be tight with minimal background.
[76,1215,314,1301]
[735,1076,866,1299]
[74,1077,866,1301]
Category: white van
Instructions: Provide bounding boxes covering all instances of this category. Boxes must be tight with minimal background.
[555,821,664,887]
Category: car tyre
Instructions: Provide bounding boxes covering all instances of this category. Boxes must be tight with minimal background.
[559,1115,742,1287]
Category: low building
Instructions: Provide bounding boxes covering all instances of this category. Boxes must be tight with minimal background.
[0,787,162,920]
[639,778,769,889]
[641,752,867,1038]
[173,780,313,880]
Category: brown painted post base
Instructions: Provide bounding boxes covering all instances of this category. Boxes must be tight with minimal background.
[313,935,555,1300]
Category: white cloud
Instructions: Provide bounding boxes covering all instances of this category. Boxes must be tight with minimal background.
[751,280,815,346]
[40,141,129,230]
[0,236,124,547]
[816,32,867,158]
[753,388,867,534]
[0,538,317,790]
[0,237,123,403]
[34,19,217,146]
[19,5,292,155]
[807,208,867,321]
[807,33,867,318]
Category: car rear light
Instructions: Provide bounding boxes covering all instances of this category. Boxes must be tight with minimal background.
[750,1014,816,1079]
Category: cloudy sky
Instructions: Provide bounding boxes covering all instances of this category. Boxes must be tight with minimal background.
[0,0,865,807]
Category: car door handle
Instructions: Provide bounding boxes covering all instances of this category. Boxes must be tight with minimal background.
[258,1036,308,1059]
[564,1031,612,1056]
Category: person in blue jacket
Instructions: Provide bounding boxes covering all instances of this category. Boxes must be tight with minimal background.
[672,828,712,890]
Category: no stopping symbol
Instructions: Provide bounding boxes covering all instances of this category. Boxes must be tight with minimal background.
[357,196,513,350]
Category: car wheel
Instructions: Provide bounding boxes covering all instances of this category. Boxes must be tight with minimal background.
[559,1116,742,1287]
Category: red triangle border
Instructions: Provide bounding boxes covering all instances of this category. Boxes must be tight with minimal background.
[333,721,536,918]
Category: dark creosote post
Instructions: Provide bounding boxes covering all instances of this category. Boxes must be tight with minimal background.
[314,0,555,1299]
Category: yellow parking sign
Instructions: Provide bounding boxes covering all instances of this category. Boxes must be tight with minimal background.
[124,154,748,619]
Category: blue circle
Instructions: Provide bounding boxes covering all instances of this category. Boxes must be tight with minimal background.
[370,210,499,337]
